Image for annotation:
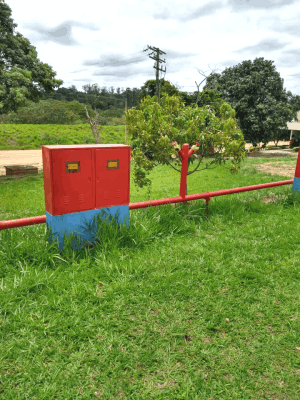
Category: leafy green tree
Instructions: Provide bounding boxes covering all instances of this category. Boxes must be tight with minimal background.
[193,89,227,118]
[82,83,102,111]
[138,78,181,105]
[42,85,87,105]
[172,89,227,113]
[176,91,198,108]
[125,93,246,189]
[50,86,78,102]
[0,0,63,116]
[64,100,97,123]
[287,92,300,115]
[203,57,298,147]
[123,87,141,110]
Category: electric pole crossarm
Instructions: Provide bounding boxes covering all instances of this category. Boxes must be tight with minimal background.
[148,55,166,63]
[144,45,166,55]
[144,45,167,104]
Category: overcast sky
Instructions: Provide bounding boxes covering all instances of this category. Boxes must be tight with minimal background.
[5,0,300,96]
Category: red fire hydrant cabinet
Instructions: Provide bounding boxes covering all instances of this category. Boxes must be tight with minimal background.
[42,144,131,252]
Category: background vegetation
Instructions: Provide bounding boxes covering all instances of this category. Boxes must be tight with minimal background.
[0,75,298,149]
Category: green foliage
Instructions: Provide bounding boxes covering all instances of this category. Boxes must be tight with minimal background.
[203,57,297,148]
[64,99,97,123]
[0,1,63,116]
[18,84,141,125]
[293,146,299,152]
[99,108,125,119]
[125,93,246,189]
[248,146,261,152]
[286,92,300,117]
[1,99,92,125]
[138,78,182,104]
[194,89,228,117]
[177,90,198,107]
[0,97,129,126]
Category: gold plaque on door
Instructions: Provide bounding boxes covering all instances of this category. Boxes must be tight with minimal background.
[107,160,119,170]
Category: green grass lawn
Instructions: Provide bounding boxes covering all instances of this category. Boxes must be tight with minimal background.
[1,154,300,399]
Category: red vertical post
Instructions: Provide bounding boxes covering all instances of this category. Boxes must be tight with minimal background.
[294,146,300,178]
[292,147,300,194]
[178,144,195,198]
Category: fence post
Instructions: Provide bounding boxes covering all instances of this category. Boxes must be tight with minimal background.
[293,147,300,194]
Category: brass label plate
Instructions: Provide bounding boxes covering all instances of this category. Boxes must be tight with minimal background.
[107,159,119,170]
[66,161,80,173]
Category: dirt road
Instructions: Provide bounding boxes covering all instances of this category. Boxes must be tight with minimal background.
[0,141,293,177]
[0,149,43,176]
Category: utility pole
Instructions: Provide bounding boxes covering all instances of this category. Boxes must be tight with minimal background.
[143,45,166,104]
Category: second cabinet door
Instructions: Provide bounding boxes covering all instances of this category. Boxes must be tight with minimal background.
[95,148,130,209]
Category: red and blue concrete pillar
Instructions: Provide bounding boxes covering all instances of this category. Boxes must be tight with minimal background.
[42,144,131,252]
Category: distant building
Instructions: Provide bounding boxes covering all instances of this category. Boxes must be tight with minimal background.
[287,110,300,132]
[288,110,300,144]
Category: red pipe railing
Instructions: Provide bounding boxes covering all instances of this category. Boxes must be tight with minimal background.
[129,179,293,210]
[0,179,293,230]
[0,215,46,230]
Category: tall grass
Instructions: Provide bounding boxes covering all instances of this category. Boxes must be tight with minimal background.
[1,155,300,399]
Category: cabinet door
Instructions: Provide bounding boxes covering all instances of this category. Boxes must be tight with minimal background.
[52,149,94,215]
[95,148,130,208]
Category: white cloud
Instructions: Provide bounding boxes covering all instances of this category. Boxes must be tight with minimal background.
[4,0,300,95]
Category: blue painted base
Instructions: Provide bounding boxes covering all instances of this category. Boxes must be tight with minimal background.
[45,205,129,252]
[293,176,300,193]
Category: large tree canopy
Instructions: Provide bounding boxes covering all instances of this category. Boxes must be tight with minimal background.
[203,57,298,147]
[0,0,63,115]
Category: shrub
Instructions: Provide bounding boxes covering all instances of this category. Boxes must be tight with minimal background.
[248,146,261,152]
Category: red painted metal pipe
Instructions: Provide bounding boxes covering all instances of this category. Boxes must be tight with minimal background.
[129,179,293,210]
[0,215,47,230]
[0,179,293,230]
